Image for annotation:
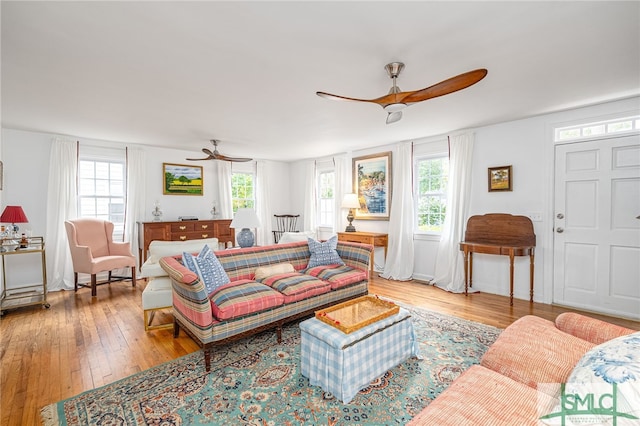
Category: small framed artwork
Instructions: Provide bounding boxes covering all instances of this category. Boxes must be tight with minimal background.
[488,165,512,192]
[163,163,203,195]
[352,151,392,220]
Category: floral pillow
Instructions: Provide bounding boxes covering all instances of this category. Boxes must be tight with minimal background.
[307,236,345,268]
[562,331,640,423]
[182,245,230,295]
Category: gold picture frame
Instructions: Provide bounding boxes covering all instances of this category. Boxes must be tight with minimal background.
[488,165,512,192]
[352,152,392,220]
[163,163,203,195]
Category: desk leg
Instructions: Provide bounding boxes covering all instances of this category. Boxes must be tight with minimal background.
[509,250,515,306]
[529,252,535,303]
[369,237,375,276]
[469,252,474,288]
[462,249,469,295]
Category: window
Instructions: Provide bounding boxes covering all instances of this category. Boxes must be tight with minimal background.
[415,155,449,233]
[318,171,335,226]
[555,115,640,142]
[231,172,255,212]
[78,159,126,238]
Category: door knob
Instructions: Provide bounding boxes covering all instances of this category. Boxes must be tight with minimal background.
[557,213,564,219]
[556,227,564,233]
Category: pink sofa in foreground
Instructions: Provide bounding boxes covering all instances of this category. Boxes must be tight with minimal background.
[408,312,637,425]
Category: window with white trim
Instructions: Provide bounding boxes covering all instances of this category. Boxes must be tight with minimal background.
[554,115,640,142]
[231,172,255,212]
[78,159,126,239]
[318,170,335,227]
[415,155,449,233]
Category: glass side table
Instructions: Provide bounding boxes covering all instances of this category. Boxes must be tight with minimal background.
[0,236,49,316]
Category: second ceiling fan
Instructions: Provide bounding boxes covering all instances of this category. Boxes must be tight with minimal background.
[316,62,488,124]
[186,140,252,162]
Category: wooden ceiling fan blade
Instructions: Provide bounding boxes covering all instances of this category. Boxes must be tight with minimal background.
[186,155,214,161]
[202,148,215,156]
[316,91,378,103]
[214,153,253,162]
[402,69,488,104]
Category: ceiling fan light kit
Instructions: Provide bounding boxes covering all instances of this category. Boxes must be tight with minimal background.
[316,62,487,124]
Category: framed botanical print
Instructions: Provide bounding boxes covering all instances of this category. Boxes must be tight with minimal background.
[352,152,392,220]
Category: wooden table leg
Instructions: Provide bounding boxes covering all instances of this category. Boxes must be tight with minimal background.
[529,251,535,303]
[509,249,515,306]
[463,249,469,295]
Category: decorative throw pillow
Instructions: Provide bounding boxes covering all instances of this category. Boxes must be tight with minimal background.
[549,331,640,424]
[182,245,230,295]
[254,263,295,281]
[307,236,345,268]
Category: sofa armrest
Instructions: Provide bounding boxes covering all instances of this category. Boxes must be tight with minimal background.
[555,312,636,345]
[159,256,214,330]
[336,241,373,272]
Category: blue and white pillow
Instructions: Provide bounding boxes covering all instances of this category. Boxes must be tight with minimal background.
[307,236,345,268]
[182,245,230,295]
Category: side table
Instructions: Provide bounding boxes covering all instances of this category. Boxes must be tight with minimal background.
[337,231,388,275]
[0,236,49,316]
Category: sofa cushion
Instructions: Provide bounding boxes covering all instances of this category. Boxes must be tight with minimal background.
[209,280,285,320]
[480,315,595,391]
[259,272,331,303]
[307,236,345,268]
[278,231,316,244]
[305,264,368,290]
[254,262,295,281]
[407,365,558,426]
[182,245,230,295]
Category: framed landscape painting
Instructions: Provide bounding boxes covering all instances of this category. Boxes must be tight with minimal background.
[488,165,512,192]
[352,152,392,220]
[163,163,203,195]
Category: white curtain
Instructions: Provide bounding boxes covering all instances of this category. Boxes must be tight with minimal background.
[215,161,233,219]
[381,142,415,281]
[434,132,475,292]
[45,138,78,291]
[333,154,350,233]
[255,160,273,246]
[302,160,317,234]
[125,147,145,264]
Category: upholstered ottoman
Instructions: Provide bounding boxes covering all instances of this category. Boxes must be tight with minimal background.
[142,277,173,331]
[300,307,420,403]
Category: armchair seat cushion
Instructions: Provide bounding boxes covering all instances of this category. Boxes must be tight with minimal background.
[210,280,285,320]
[90,255,136,273]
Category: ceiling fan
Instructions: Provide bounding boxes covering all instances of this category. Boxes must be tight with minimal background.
[316,62,488,124]
[186,139,252,162]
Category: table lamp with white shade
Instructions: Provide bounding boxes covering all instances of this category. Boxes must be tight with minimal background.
[341,193,360,232]
[230,208,261,248]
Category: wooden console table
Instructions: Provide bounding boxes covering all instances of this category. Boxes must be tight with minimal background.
[459,214,535,306]
[137,220,235,268]
[337,232,388,275]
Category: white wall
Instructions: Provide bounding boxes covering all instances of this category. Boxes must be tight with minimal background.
[290,96,640,303]
[0,129,292,288]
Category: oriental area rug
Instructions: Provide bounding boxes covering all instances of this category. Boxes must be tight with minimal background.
[42,303,502,426]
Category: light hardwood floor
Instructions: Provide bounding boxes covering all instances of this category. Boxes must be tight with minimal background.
[1,276,638,425]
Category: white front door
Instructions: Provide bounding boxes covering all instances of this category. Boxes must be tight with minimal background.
[553,135,640,319]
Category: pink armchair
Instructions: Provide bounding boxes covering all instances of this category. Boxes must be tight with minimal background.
[64,218,137,297]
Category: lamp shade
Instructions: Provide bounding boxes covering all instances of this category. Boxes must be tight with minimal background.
[230,208,261,229]
[341,193,360,209]
[0,206,29,223]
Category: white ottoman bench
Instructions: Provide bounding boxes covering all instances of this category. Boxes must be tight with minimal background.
[300,307,420,403]
[142,277,173,331]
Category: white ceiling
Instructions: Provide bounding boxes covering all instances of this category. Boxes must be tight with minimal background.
[2,1,639,162]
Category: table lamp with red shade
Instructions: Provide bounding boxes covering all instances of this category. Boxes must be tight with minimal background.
[1,205,29,237]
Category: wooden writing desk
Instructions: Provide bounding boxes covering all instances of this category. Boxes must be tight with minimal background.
[337,232,388,275]
[459,214,535,306]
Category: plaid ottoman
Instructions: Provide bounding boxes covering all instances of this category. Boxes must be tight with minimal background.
[300,307,420,403]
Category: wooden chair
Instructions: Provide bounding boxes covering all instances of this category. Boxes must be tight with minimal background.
[272,214,300,243]
[64,218,137,297]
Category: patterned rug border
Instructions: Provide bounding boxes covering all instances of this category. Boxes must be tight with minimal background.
[41,300,503,426]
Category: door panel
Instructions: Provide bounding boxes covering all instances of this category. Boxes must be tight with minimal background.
[554,135,640,319]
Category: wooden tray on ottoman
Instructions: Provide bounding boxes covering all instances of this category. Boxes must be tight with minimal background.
[315,295,399,334]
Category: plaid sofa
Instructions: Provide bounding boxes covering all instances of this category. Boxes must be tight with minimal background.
[159,240,372,371]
